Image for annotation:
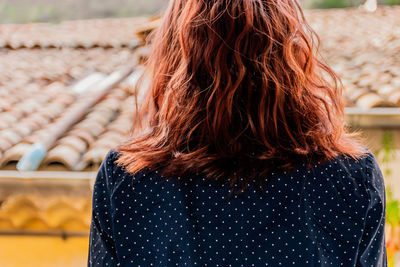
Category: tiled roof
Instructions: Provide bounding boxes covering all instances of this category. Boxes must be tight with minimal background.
[0,17,148,49]
[306,6,400,108]
[0,84,135,170]
[0,48,143,171]
[0,7,399,171]
[0,194,90,234]
[0,48,138,90]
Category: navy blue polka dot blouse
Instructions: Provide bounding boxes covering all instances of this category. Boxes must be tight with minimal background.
[88,148,387,266]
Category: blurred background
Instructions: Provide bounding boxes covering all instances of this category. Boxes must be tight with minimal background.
[1,0,400,23]
[0,0,400,266]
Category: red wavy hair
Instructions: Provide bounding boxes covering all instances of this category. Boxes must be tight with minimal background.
[115,0,367,196]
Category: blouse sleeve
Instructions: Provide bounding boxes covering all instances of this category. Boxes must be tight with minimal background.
[88,150,119,266]
[356,152,388,267]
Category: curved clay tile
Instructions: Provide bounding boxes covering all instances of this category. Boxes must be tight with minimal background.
[46,199,81,214]
[26,113,51,127]
[100,94,121,104]
[82,147,111,168]
[136,45,152,65]
[90,104,117,116]
[0,98,13,111]
[348,88,370,103]
[0,39,6,49]
[17,216,49,231]
[377,84,397,96]
[343,83,357,99]
[0,112,19,127]
[22,129,51,144]
[0,129,22,146]
[81,200,92,214]
[17,120,41,133]
[355,93,395,109]
[0,143,32,167]
[392,77,400,88]
[97,131,126,144]
[67,128,95,147]
[108,88,128,98]
[15,100,42,115]
[107,119,132,134]
[53,93,76,106]
[91,138,120,150]
[0,194,93,231]
[75,120,106,137]
[85,110,115,125]
[1,195,39,216]
[110,112,134,122]
[388,90,400,106]
[103,93,126,103]
[0,216,14,230]
[36,107,62,121]
[46,101,70,114]
[75,42,95,49]
[0,139,12,152]
[8,41,23,50]
[24,82,41,93]
[56,136,88,154]
[17,119,42,134]
[0,120,9,131]
[377,73,393,85]
[45,81,65,92]
[7,108,25,120]
[12,124,33,137]
[136,20,161,41]
[45,207,81,228]
[128,39,140,49]
[43,145,83,169]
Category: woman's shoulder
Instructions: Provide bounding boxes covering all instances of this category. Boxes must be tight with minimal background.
[333,146,383,183]
[291,146,384,204]
[101,146,382,177]
[97,148,157,189]
[98,146,385,194]
[100,148,127,174]
[95,148,132,191]
[104,148,121,164]
[97,148,123,177]
[317,146,385,206]
[356,147,386,201]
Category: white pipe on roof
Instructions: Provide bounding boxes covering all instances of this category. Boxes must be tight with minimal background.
[361,0,377,12]
[16,60,138,172]
[71,72,106,95]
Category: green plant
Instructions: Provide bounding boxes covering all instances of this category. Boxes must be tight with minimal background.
[384,0,400,5]
[387,187,400,226]
[376,132,397,178]
[304,0,353,8]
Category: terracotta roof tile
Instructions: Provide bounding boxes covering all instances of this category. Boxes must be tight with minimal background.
[0,194,90,233]
[306,6,400,108]
[0,17,147,49]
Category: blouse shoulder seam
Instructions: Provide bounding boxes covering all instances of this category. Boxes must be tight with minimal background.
[101,148,122,192]
[364,150,376,183]
[107,148,121,169]
[363,150,376,207]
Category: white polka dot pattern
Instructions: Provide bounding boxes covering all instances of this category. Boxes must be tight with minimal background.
[88,148,388,267]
